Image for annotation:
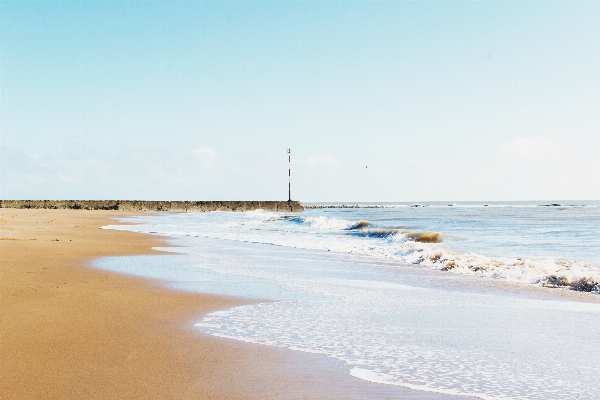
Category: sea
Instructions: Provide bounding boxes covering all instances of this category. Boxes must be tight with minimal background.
[97,201,600,400]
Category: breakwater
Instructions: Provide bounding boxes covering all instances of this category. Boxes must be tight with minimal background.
[0,200,304,212]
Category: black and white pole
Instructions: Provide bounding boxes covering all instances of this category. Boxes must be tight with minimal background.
[287,149,291,202]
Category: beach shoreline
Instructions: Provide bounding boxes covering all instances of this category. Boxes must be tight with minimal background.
[0,209,475,399]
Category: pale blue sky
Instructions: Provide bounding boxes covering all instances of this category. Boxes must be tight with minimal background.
[2,1,600,201]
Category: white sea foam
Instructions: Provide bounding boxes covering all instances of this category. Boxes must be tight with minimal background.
[298,216,353,230]
[102,209,600,399]
[194,257,600,400]
[349,368,494,400]
[294,214,600,292]
[415,246,600,292]
[103,209,600,293]
[244,209,281,220]
[220,212,600,293]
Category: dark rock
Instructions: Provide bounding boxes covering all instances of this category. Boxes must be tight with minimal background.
[0,200,304,212]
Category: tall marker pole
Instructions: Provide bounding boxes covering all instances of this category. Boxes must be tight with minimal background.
[287,149,291,202]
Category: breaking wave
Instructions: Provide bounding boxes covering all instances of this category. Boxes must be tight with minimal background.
[406,231,442,243]
[351,229,398,238]
[345,220,372,230]
[273,213,600,293]
[281,215,353,230]
[351,229,442,243]
[417,248,600,293]
[214,211,600,294]
[280,215,442,243]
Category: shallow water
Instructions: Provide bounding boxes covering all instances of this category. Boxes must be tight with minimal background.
[98,204,600,399]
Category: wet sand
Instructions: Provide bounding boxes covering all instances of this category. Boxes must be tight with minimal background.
[0,209,475,399]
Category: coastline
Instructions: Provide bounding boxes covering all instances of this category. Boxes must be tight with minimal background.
[0,209,475,399]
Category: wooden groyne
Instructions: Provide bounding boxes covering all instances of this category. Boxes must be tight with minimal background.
[0,200,304,212]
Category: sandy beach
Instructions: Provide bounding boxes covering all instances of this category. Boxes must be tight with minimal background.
[0,209,474,399]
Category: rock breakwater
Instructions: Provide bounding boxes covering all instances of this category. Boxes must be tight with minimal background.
[0,200,304,212]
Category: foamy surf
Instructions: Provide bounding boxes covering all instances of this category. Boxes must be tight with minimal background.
[268,212,600,293]
[100,204,600,400]
[349,368,500,400]
[420,248,600,293]
[103,206,600,294]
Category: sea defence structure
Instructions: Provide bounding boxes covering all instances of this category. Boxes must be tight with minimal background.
[0,200,304,212]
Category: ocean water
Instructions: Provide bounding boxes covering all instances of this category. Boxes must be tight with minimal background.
[98,202,600,399]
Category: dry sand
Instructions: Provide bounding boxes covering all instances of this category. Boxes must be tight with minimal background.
[0,209,475,399]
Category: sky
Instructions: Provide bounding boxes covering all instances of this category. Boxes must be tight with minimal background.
[1,1,600,202]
